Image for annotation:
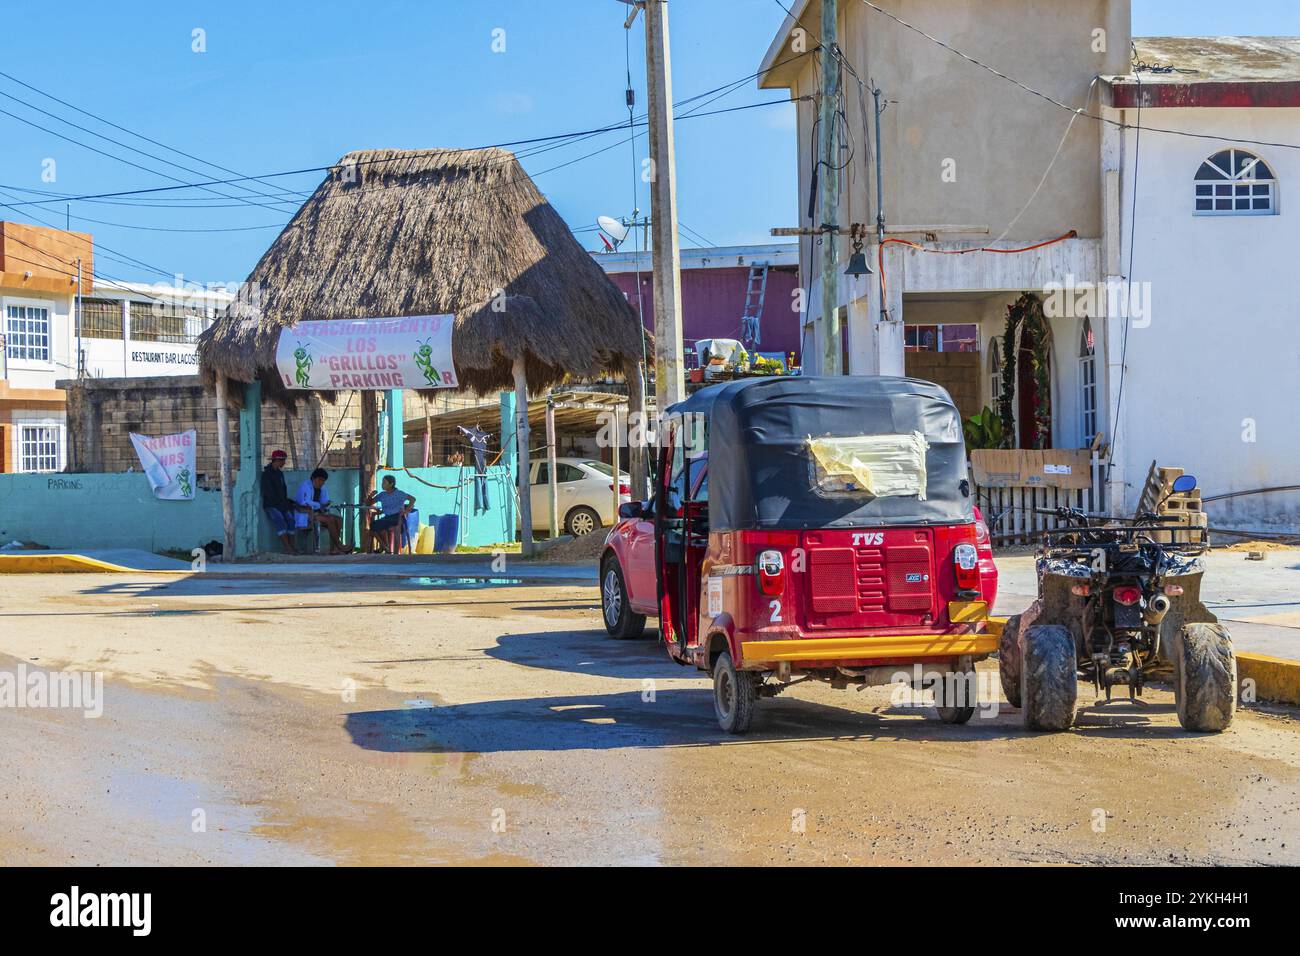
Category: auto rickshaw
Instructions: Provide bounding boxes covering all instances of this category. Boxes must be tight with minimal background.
[642,375,1002,733]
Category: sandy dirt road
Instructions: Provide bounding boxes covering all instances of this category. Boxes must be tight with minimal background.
[1,571,1297,866]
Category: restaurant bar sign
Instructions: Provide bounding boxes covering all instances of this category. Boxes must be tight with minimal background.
[274,315,458,390]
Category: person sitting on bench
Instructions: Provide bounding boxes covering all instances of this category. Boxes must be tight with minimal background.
[295,467,347,554]
[260,449,302,554]
[365,475,416,552]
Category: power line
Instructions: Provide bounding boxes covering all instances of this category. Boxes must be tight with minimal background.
[0,99,297,217]
[0,68,310,209]
[1107,74,1142,477]
[0,188,178,279]
[854,0,1300,152]
[0,99,797,213]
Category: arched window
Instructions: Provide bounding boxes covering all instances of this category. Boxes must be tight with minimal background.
[1079,318,1097,446]
[1195,149,1276,215]
[989,339,1002,405]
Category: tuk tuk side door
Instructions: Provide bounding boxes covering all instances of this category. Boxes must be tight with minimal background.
[654,421,705,661]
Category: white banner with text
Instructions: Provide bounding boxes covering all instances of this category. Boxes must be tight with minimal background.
[274,315,458,390]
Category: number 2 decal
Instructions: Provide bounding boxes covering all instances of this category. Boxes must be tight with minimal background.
[769,599,782,623]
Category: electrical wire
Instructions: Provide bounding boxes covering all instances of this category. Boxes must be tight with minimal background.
[0,97,804,214]
[854,0,1300,152]
[991,78,1098,244]
[0,101,297,217]
[0,68,309,209]
[1107,73,1142,476]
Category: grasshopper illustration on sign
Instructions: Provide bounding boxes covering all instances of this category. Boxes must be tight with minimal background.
[177,467,193,498]
[293,343,313,386]
[414,339,441,386]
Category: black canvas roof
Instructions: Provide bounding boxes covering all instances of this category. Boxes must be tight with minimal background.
[667,376,974,531]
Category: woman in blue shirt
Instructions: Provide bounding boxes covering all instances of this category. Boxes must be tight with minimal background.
[364,475,416,552]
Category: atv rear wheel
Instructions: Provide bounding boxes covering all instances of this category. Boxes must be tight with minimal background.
[1173,623,1236,733]
[998,614,1024,708]
[1020,624,1077,731]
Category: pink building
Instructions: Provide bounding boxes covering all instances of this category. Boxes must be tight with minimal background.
[593,244,802,365]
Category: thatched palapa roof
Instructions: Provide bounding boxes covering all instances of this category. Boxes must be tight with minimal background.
[198,147,646,401]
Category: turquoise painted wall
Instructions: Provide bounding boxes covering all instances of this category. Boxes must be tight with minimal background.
[0,465,515,555]
[0,473,223,553]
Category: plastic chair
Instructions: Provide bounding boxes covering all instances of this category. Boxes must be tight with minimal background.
[383,510,417,554]
[293,511,322,554]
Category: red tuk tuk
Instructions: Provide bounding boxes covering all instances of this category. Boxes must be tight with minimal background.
[629,375,1001,733]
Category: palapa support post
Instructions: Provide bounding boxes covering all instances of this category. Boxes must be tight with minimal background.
[512,355,535,557]
[359,390,379,531]
[611,404,621,528]
[385,388,404,468]
[215,374,236,560]
[545,393,559,539]
[625,359,648,501]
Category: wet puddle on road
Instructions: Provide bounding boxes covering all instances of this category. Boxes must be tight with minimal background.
[404,576,525,588]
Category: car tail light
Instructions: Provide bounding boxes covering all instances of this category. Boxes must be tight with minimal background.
[953,543,980,591]
[1071,584,1091,597]
[609,482,631,496]
[1164,584,1184,596]
[1113,586,1142,606]
[756,549,785,596]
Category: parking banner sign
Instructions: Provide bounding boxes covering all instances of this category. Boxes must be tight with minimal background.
[274,315,458,390]
[129,430,197,500]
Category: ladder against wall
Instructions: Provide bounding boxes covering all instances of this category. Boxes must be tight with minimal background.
[739,262,769,348]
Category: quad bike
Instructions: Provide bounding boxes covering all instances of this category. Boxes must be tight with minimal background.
[999,475,1236,733]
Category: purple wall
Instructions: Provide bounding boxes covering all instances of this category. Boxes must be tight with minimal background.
[607,265,802,363]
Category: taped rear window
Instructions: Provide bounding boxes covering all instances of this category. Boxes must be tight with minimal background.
[806,432,929,500]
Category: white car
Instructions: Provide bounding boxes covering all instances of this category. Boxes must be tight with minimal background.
[528,457,631,536]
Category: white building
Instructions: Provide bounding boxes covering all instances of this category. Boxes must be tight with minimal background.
[1,219,232,473]
[759,2,1299,530]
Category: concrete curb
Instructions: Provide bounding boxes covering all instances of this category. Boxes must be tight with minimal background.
[0,554,185,574]
[1237,652,1300,707]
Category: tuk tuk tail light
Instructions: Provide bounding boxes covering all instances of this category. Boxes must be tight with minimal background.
[953,543,980,591]
[756,550,785,596]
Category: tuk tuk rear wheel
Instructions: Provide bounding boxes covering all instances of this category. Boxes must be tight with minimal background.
[1020,625,1077,732]
[935,666,976,724]
[1172,623,1236,733]
[713,651,757,735]
[600,557,646,640]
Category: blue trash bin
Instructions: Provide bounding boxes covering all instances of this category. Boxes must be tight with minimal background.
[434,513,460,553]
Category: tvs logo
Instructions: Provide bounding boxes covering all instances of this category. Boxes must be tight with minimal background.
[905,572,928,583]
[852,532,885,546]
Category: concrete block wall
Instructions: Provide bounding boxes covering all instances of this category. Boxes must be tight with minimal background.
[61,376,362,481]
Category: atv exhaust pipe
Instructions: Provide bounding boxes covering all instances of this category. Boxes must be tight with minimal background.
[1148,593,1172,622]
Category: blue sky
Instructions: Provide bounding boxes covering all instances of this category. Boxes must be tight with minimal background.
[1,0,1297,287]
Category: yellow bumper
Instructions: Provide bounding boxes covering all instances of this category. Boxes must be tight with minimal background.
[741,602,1004,665]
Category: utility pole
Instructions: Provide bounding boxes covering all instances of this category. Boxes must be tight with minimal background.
[819,0,842,376]
[641,0,686,410]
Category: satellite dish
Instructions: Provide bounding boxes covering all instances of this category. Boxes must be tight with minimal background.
[598,215,629,246]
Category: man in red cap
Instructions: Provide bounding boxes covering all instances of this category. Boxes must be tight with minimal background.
[261,449,300,553]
